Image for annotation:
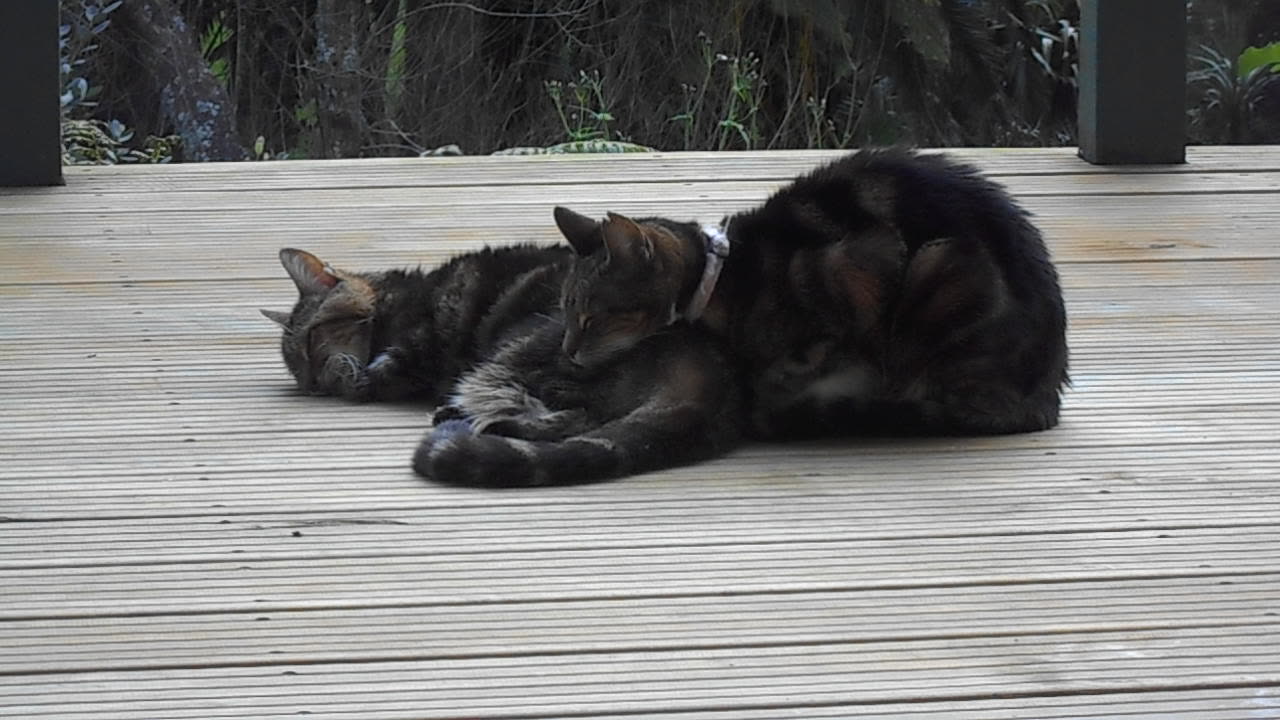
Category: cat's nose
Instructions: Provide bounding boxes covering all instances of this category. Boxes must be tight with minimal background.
[561,329,581,358]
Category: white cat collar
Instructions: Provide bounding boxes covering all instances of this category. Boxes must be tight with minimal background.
[684,223,731,321]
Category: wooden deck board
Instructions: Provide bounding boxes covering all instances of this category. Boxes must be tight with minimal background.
[3,147,1279,718]
[3,626,1279,718]
[2,574,1275,675]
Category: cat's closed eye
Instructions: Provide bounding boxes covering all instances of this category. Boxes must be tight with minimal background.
[309,317,357,340]
[609,311,647,331]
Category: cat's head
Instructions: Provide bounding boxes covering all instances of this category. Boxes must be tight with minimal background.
[553,206,702,367]
[260,248,377,397]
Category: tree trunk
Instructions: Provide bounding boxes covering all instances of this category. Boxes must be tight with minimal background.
[119,0,248,161]
[312,0,369,158]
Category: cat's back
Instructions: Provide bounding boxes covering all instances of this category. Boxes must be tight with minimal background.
[739,148,1061,313]
[426,243,571,312]
[754,149,1038,248]
[365,243,572,399]
[403,243,571,339]
[728,149,1069,435]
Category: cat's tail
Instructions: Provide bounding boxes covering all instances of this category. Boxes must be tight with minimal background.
[412,410,737,488]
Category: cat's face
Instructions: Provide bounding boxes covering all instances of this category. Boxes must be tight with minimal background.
[554,207,694,367]
[261,249,377,397]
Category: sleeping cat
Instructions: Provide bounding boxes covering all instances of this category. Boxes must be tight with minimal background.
[261,244,570,403]
[417,314,740,487]
[263,246,741,487]
[553,148,1069,438]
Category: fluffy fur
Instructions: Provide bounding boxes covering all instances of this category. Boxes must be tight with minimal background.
[554,148,1069,438]
[415,316,740,487]
[262,244,570,403]
[264,245,741,487]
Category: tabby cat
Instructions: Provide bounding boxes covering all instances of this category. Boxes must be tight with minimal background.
[263,245,741,487]
[417,314,740,487]
[261,244,570,403]
[553,148,1069,438]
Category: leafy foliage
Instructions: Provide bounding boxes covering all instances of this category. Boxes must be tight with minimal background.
[59,0,121,114]
[60,0,176,164]
[199,13,234,87]
[546,71,618,143]
[1189,42,1280,143]
[67,0,1098,157]
[60,0,1280,158]
[492,140,654,156]
[62,119,180,164]
[1238,41,1280,79]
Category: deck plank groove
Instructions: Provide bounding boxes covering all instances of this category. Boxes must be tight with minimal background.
[3,147,1279,718]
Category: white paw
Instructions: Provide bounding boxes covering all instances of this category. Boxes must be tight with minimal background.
[367,351,395,371]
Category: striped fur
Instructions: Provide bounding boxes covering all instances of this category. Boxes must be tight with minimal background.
[262,244,571,403]
[414,318,741,487]
[265,244,741,487]
[554,148,1069,438]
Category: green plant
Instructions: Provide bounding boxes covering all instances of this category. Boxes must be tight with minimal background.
[59,0,121,114]
[63,118,178,164]
[294,98,319,130]
[669,31,721,150]
[717,52,765,150]
[988,0,1080,145]
[199,12,234,87]
[1024,7,1079,89]
[546,71,616,143]
[61,1,1184,156]
[60,0,176,164]
[384,0,409,120]
[669,37,769,151]
[1189,42,1280,143]
[252,135,290,161]
[491,140,654,155]
[1238,41,1280,79]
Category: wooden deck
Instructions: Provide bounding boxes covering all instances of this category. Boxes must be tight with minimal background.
[2,147,1279,718]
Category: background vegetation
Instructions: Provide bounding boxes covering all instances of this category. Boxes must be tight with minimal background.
[60,0,1280,163]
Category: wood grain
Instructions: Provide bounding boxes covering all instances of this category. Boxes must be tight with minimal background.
[1,148,1279,719]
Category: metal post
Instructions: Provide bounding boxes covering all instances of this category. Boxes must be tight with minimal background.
[0,0,64,186]
[1078,0,1188,164]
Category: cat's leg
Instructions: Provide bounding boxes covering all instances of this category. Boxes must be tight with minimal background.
[432,360,590,441]
[361,346,432,401]
[432,318,595,440]
[916,383,1063,435]
[365,347,404,384]
[317,353,373,401]
[316,347,421,402]
[753,378,1060,438]
[749,356,928,439]
[417,375,741,488]
[746,225,908,438]
[748,334,904,439]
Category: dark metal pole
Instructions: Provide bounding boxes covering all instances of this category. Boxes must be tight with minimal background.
[1078,0,1188,164]
[0,0,64,186]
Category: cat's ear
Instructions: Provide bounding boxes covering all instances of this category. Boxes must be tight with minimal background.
[553,206,603,256]
[602,212,654,264]
[260,309,292,328]
[279,248,339,295]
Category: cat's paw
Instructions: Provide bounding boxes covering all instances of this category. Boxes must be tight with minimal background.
[426,418,474,447]
[320,353,372,401]
[366,348,404,379]
[413,420,475,479]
